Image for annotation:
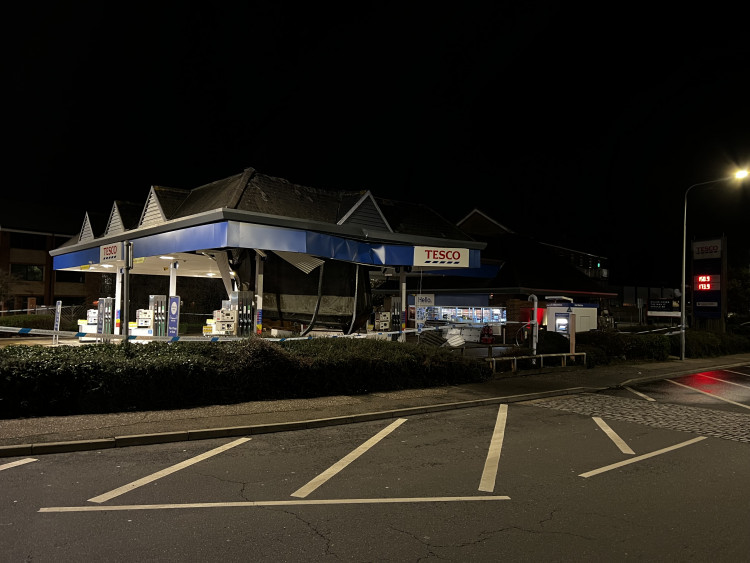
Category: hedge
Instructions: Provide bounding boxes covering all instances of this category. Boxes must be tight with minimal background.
[0,337,491,418]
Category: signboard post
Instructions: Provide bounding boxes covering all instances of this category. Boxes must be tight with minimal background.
[691,237,726,330]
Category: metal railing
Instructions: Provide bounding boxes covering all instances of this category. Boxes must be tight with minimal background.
[484,352,587,374]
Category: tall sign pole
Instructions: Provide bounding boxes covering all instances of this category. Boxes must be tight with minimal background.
[123,241,133,344]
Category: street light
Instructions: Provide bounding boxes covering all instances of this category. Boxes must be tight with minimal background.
[680,169,748,360]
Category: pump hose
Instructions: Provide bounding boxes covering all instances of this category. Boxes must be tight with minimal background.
[300,263,325,337]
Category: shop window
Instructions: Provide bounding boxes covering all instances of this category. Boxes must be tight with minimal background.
[11,264,45,281]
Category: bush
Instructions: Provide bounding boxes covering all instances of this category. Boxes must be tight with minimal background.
[623,333,671,360]
[669,329,750,358]
[685,330,721,358]
[0,337,492,419]
[577,344,609,368]
[717,332,750,354]
[535,330,571,354]
[727,316,750,337]
[279,338,490,395]
[576,330,626,358]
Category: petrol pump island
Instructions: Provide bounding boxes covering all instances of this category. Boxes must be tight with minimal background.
[78,291,257,342]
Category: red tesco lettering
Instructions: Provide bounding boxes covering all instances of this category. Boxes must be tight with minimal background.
[424,249,461,260]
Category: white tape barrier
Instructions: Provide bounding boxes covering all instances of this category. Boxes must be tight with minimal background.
[0,325,438,344]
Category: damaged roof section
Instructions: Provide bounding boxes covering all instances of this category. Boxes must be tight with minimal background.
[50,167,485,270]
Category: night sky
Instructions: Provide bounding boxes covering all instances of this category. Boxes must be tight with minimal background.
[5,4,749,286]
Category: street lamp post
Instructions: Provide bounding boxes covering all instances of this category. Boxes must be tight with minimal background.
[681,170,748,360]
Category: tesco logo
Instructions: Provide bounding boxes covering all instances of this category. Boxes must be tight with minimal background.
[695,245,719,254]
[100,243,121,262]
[414,246,469,267]
[424,249,461,261]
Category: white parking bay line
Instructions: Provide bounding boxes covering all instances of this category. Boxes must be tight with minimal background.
[41,496,511,513]
[725,370,750,378]
[0,458,37,471]
[291,418,407,499]
[88,438,251,504]
[624,386,656,401]
[667,379,750,410]
[479,404,508,492]
[697,373,750,389]
[579,437,706,478]
[592,417,635,455]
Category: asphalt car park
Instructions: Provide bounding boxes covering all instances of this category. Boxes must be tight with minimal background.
[2,369,749,561]
[4,377,747,511]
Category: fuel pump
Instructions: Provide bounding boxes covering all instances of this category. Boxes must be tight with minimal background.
[135,309,154,330]
[231,291,253,337]
[149,295,167,337]
[131,296,167,340]
[96,297,115,342]
[391,301,400,332]
[210,291,254,336]
[212,308,238,335]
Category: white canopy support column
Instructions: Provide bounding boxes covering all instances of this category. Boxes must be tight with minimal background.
[122,241,132,342]
[169,260,179,297]
[399,268,407,342]
[253,250,265,335]
[114,266,123,335]
[528,294,538,361]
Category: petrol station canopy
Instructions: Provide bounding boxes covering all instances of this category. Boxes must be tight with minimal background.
[49,167,485,288]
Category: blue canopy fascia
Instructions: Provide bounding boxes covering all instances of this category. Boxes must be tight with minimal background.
[54,221,482,270]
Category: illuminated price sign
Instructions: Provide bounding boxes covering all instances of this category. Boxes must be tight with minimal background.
[694,274,720,291]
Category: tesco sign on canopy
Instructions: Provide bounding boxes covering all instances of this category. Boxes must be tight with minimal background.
[99,242,122,263]
[413,246,469,267]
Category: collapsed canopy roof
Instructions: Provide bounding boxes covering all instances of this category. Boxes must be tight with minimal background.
[50,167,485,277]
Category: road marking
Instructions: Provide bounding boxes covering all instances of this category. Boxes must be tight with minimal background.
[291,418,407,498]
[592,417,635,455]
[698,373,750,389]
[0,458,37,471]
[479,404,508,492]
[41,495,511,513]
[724,369,750,378]
[579,437,706,478]
[667,379,750,410]
[87,438,251,504]
[624,386,656,401]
